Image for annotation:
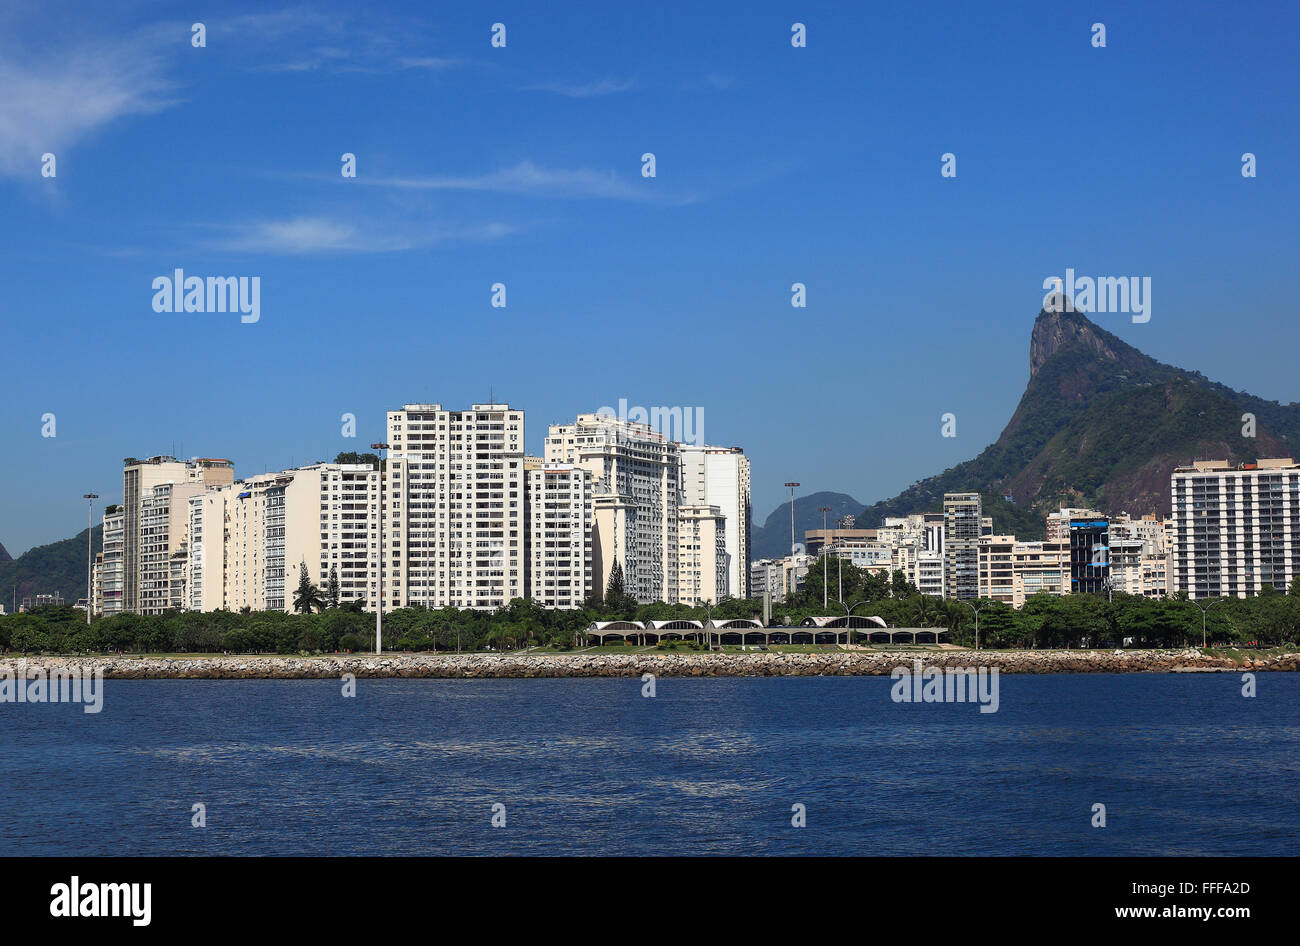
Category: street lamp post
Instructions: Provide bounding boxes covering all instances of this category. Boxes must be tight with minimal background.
[818,506,831,608]
[841,599,874,647]
[82,493,98,625]
[1191,596,1224,649]
[964,600,984,651]
[783,482,800,555]
[370,443,389,654]
[836,516,845,604]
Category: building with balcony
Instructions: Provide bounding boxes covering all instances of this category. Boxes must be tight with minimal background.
[386,404,526,609]
[526,464,593,609]
[680,444,751,598]
[1170,458,1300,598]
[546,412,679,604]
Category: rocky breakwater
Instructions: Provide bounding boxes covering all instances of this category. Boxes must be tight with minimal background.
[2,648,1297,679]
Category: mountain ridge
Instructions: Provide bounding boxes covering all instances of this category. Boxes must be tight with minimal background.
[857,308,1300,538]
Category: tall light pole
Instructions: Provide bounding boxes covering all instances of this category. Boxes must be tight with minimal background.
[1191,596,1224,649]
[784,482,800,555]
[370,442,389,654]
[836,516,846,604]
[82,493,98,625]
[819,505,831,608]
[841,599,873,647]
[964,600,984,651]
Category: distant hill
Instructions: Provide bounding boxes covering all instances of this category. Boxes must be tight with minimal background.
[0,527,101,609]
[750,490,864,560]
[857,307,1300,539]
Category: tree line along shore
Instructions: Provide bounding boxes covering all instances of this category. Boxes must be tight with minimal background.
[5,568,1300,658]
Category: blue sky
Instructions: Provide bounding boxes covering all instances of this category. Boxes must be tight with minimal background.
[1,0,1297,555]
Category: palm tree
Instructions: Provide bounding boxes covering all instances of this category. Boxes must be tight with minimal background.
[908,593,938,628]
[293,562,323,614]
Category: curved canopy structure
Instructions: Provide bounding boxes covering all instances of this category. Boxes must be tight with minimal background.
[800,615,888,629]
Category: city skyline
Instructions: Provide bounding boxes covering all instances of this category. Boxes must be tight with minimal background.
[3,1,1298,559]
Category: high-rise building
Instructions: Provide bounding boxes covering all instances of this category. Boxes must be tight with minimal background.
[943,492,982,600]
[139,480,207,614]
[677,503,727,606]
[387,404,526,609]
[188,462,380,613]
[1069,516,1110,595]
[526,464,593,609]
[100,506,125,615]
[1171,458,1300,598]
[680,445,751,598]
[545,412,679,603]
[119,456,233,613]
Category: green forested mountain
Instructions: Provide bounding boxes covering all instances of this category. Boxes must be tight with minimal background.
[0,526,102,609]
[750,490,864,559]
[859,308,1300,538]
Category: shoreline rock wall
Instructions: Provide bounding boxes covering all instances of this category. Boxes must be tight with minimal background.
[1,649,1296,679]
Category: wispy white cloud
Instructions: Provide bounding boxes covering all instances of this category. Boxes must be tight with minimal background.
[216,6,470,75]
[211,215,517,255]
[524,77,637,98]
[399,57,467,72]
[0,24,178,178]
[369,160,657,201]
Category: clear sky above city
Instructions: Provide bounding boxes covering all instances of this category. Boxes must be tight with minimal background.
[1,0,1297,555]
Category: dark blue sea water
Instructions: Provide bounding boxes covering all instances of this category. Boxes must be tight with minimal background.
[3,674,1297,856]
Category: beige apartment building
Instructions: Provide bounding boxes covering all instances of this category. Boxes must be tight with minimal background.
[526,464,593,609]
[545,412,679,604]
[139,480,207,614]
[677,504,727,606]
[188,462,381,613]
[386,404,526,609]
[978,534,1071,608]
[120,456,233,612]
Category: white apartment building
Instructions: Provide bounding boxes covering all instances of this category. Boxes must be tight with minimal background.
[1170,458,1300,599]
[822,538,891,570]
[526,464,594,609]
[100,507,125,615]
[387,404,526,609]
[545,412,679,604]
[877,514,945,597]
[187,490,226,612]
[310,463,382,608]
[749,553,812,600]
[677,504,727,606]
[680,445,751,598]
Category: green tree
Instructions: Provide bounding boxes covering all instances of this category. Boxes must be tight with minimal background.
[326,566,340,609]
[292,562,323,614]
